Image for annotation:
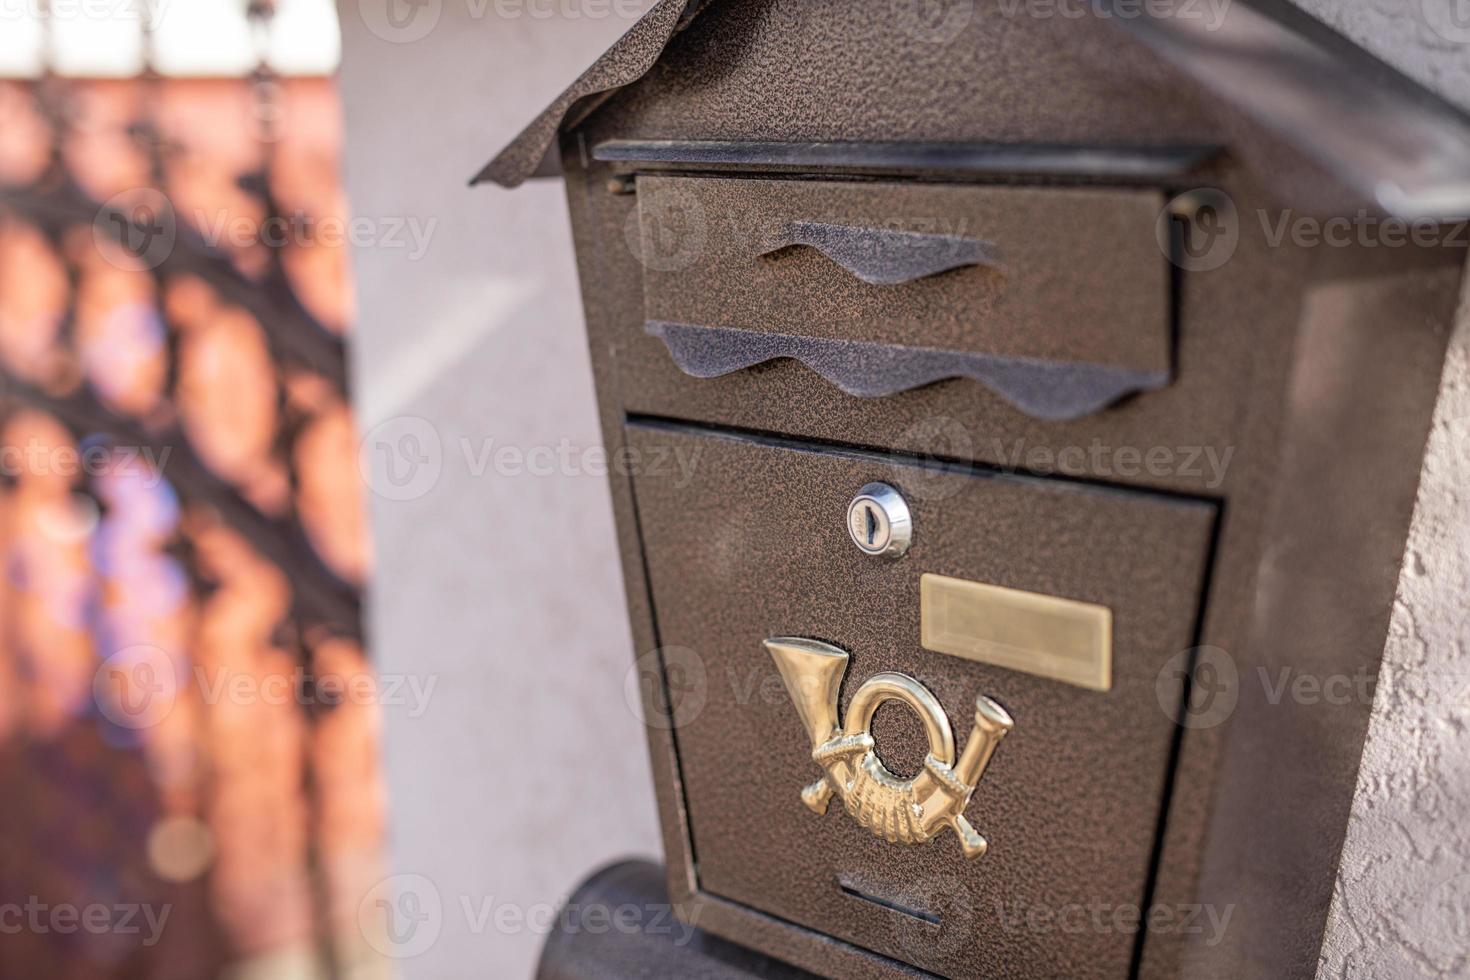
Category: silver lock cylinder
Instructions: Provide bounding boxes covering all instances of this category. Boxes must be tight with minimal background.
[846,483,912,558]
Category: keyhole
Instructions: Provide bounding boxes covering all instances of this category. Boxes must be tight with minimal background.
[845,482,911,558]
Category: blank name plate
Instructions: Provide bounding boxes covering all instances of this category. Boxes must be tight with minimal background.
[920,573,1113,691]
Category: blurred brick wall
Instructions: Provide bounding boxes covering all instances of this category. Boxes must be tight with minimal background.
[0,75,381,980]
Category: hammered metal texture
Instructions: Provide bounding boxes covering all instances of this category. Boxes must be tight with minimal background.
[626,423,1216,978]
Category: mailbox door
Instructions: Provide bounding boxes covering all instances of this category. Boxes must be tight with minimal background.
[631,175,1172,424]
[626,420,1216,979]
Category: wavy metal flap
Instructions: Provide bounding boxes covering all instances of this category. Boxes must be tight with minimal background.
[645,322,1169,422]
[759,222,1003,286]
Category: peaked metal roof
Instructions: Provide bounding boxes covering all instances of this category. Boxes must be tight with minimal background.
[474,0,1470,220]
[471,0,701,189]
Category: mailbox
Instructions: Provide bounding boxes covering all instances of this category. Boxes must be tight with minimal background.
[479,2,1470,977]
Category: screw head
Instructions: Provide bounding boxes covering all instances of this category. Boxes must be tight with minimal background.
[846,482,912,558]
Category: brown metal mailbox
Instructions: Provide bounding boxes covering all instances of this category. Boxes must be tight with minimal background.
[477,1,1470,977]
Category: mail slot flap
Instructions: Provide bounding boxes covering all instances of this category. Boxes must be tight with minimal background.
[636,176,1172,420]
[625,421,1216,979]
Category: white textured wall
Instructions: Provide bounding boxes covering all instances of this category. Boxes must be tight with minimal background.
[335,3,661,978]
[1294,2,1470,977]
[1317,296,1470,978]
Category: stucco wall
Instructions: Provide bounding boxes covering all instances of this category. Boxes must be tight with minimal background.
[1315,292,1470,979]
[1288,2,1470,977]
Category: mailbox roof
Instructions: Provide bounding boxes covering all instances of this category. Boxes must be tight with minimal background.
[472,0,702,190]
[474,0,1470,219]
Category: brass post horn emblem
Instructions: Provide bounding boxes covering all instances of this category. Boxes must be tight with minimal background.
[765,637,1014,860]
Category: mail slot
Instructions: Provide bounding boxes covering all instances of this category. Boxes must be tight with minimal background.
[624,421,1216,978]
[635,176,1172,421]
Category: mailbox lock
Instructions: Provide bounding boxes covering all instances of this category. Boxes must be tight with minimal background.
[846,482,912,558]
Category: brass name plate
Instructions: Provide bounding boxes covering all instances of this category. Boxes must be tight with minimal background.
[920,573,1113,692]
